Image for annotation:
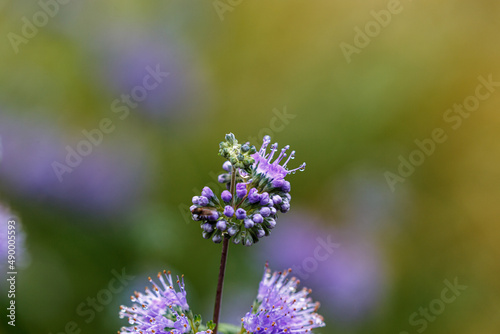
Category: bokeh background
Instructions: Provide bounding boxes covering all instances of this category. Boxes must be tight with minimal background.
[1,1,500,333]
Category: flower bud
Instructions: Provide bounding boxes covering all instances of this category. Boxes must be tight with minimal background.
[221,190,232,203]
[223,206,234,217]
[248,188,261,203]
[252,214,263,224]
[260,207,271,217]
[260,192,270,205]
[235,208,247,220]
[236,183,247,198]
[222,161,232,172]
[202,187,214,199]
[198,196,209,206]
[244,219,255,229]
[216,220,227,231]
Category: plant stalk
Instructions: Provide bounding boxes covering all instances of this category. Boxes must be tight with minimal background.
[212,168,236,334]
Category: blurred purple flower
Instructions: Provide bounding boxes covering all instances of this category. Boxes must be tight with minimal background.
[243,265,325,334]
[331,169,411,233]
[0,114,151,217]
[90,25,209,120]
[258,211,390,323]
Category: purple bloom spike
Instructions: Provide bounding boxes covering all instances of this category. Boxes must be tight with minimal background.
[252,136,305,184]
[242,265,325,334]
[119,271,191,334]
[192,134,306,246]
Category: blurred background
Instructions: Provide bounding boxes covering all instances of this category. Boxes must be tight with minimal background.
[1,1,500,333]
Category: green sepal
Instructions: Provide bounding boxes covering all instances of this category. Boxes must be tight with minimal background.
[207,320,216,330]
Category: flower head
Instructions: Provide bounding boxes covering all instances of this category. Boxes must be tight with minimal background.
[191,134,305,246]
[242,265,325,334]
[252,135,306,189]
[119,270,191,334]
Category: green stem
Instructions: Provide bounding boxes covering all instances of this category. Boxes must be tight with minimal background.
[188,317,197,333]
[213,168,237,334]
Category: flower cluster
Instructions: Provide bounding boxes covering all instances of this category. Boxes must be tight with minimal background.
[242,265,325,334]
[190,134,305,246]
[118,270,206,334]
[118,266,324,334]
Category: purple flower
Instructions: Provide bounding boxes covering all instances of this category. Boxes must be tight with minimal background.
[248,188,261,204]
[223,205,234,218]
[192,196,200,205]
[222,161,232,172]
[252,214,263,224]
[0,114,151,218]
[216,220,227,231]
[119,271,191,334]
[198,196,209,207]
[251,135,305,187]
[201,186,214,199]
[280,201,290,213]
[228,226,239,236]
[207,212,219,221]
[218,174,228,183]
[235,208,246,220]
[91,25,208,121]
[266,218,276,229]
[193,134,306,246]
[236,183,247,198]
[259,212,389,322]
[242,265,325,334]
[244,219,255,229]
[272,195,282,205]
[271,178,284,188]
[259,192,270,205]
[260,207,271,217]
[202,223,214,233]
[221,190,232,203]
[282,180,291,193]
